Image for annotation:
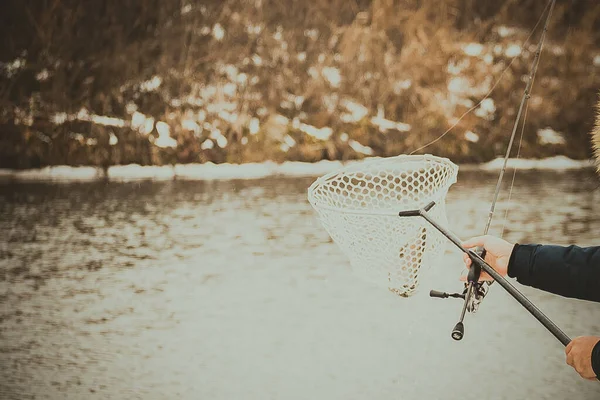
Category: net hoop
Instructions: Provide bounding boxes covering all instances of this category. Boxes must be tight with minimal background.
[308,154,458,296]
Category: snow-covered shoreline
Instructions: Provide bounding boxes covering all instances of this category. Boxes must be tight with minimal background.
[0,156,594,183]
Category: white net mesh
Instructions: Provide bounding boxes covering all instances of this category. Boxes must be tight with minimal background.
[307,154,458,297]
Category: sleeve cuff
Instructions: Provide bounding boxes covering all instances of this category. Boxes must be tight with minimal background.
[507,243,538,279]
[592,339,600,379]
[507,243,519,278]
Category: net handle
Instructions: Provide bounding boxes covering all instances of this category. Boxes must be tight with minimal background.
[310,196,443,216]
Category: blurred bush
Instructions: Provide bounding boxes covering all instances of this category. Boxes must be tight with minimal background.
[0,0,598,168]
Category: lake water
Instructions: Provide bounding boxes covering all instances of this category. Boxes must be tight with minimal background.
[1,167,600,399]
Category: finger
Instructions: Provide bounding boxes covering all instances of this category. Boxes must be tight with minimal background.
[578,369,595,380]
[464,256,471,268]
[459,272,493,282]
[565,340,574,355]
[565,337,582,355]
[566,352,574,367]
[574,359,584,374]
[462,236,486,249]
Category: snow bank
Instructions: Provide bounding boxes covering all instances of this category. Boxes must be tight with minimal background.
[0,156,593,183]
[108,165,176,182]
[480,156,593,171]
[275,160,345,177]
[174,160,349,180]
[0,166,102,182]
[174,162,274,180]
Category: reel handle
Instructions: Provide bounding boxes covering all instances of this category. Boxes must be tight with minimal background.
[429,290,449,298]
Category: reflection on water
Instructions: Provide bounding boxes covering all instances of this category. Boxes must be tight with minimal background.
[1,168,600,399]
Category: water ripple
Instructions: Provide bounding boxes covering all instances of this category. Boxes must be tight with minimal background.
[1,171,600,399]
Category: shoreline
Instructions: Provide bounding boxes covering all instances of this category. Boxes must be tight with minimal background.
[0,156,594,183]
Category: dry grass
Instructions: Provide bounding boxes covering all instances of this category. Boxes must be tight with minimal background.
[0,0,599,168]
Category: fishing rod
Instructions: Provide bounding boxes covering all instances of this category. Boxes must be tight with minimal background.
[428,0,557,341]
[307,0,566,346]
[398,200,571,347]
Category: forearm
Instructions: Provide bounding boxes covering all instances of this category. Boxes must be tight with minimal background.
[508,244,600,302]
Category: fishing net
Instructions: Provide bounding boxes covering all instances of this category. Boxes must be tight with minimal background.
[308,155,458,297]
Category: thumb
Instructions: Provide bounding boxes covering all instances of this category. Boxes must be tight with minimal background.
[462,236,487,249]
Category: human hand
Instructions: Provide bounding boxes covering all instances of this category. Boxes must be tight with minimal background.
[460,235,515,282]
[566,336,600,380]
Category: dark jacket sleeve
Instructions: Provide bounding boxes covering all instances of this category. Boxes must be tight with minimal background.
[508,244,600,303]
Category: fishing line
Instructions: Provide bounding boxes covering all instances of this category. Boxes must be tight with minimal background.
[409,0,552,156]
[499,101,530,239]
[497,1,551,239]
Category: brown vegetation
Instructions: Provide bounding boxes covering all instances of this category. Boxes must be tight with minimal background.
[0,0,599,169]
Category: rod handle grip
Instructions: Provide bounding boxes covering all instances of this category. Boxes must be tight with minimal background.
[452,322,464,341]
